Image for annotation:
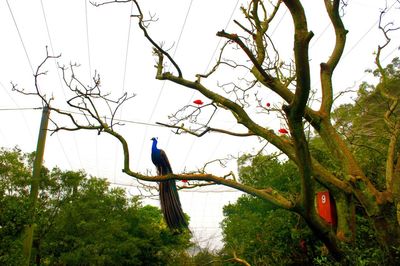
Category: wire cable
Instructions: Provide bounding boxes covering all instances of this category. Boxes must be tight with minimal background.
[342,0,397,59]
[178,0,241,168]
[40,0,75,169]
[84,0,93,78]
[5,0,34,74]
[113,1,135,185]
[136,0,195,169]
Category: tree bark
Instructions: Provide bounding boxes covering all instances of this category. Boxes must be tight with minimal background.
[371,208,400,264]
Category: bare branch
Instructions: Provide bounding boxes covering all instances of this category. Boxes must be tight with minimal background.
[12,46,60,106]
[372,6,400,194]
[90,0,131,7]
[156,122,254,138]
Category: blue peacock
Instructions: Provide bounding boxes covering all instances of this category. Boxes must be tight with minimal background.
[150,137,188,230]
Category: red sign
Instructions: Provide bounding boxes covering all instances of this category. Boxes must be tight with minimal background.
[316,191,336,225]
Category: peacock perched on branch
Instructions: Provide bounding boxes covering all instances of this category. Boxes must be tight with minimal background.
[150,137,188,230]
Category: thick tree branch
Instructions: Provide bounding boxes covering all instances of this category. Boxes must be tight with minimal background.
[99,122,293,209]
[320,0,348,115]
[283,0,313,114]
[20,49,295,211]
[282,0,314,214]
[157,70,297,160]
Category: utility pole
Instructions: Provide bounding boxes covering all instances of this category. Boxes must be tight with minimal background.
[23,106,50,265]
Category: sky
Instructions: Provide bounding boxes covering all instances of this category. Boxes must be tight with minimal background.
[0,0,399,249]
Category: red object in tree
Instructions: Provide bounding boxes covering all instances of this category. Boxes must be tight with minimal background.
[316,191,336,225]
[278,128,288,134]
[193,99,204,105]
[182,179,188,183]
[266,102,271,107]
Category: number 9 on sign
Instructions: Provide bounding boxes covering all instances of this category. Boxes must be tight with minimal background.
[321,194,326,204]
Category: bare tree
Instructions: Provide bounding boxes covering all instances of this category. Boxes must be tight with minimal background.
[18,0,400,262]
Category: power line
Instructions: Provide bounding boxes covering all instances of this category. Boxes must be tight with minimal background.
[113,1,136,185]
[311,0,398,95]
[5,0,34,74]
[148,0,195,121]
[202,0,241,74]
[40,0,75,170]
[270,8,288,36]
[121,1,135,94]
[310,22,330,49]
[2,1,37,140]
[136,0,195,169]
[342,0,397,59]
[84,0,93,78]
[179,0,240,168]
[0,106,169,129]
[53,108,167,127]
[0,107,40,111]
[84,0,100,177]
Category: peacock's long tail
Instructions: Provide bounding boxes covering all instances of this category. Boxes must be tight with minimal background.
[159,179,188,230]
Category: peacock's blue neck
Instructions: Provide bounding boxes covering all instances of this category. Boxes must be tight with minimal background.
[151,139,159,153]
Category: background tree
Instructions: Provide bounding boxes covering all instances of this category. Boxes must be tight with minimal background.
[222,150,391,265]
[0,147,31,265]
[0,147,192,265]
[221,155,312,265]
[16,0,400,262]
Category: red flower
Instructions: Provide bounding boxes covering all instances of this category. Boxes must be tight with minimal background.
[193,99,204,105]
[278,128,288,134]
[266,102,271,107]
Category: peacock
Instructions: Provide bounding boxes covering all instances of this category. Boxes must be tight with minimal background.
[150,137,188,230]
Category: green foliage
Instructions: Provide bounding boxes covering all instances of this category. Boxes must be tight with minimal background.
[222,195,314,265]
[311,214,389,266]
[221,155,316,265]
[308,137,342,175]
[333,57,400,189]
[223,150,399,265]
[0,147,191,265]
[0,147,31,265]
[238,154,300,195]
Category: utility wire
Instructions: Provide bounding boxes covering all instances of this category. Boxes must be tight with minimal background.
[40,0,75,169]
[84,0,93,78]
[148,0,195,122]
[84,0,99,177]
[310,22,330,49]
[342,0,397,59]
[270,8,287,36]
[114,1,135,184]
[0,106,176,129]
[136,0,195,169]
[311,0,398,95]
[0,107,41,111]
[5,0,34,74]
[121,1,135,94]
[3,1,36,140]
[178,0,240,169]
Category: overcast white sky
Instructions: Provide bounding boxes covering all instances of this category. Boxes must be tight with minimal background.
[1,0,399,249]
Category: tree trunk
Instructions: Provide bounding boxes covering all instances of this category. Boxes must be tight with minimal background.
[371,205,400,264]
[334,193,355,242]
[303,214,344,262]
